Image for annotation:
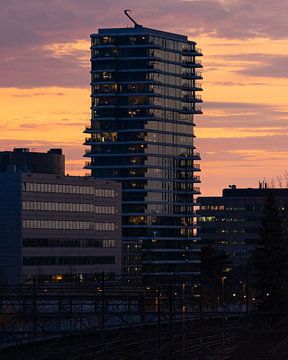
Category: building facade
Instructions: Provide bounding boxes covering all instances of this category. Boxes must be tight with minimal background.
[198,185,288,269]
[84,25,202,284]
[0,171,122,284]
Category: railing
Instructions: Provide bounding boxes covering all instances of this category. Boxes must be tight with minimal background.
[182,60,202,66]
[182,47,202,54]
[195,106,202,113]
[182,72,197,79]
[182,106,202,113]
[183,95,202,101]
[182,82,202,89]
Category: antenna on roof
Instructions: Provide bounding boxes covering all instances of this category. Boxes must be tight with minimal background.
[124,9,141,27]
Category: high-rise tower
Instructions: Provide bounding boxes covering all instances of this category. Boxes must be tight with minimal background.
[84,21,202,285]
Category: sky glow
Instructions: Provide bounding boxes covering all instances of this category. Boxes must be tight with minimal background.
[0,0,287,195]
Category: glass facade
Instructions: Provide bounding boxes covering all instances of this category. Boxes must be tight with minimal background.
[84,26,202,284]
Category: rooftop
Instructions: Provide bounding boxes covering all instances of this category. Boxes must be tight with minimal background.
[92,26,195,43]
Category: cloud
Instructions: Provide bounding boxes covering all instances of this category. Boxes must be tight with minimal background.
[0,0,287,49]
[0,45,89,88]
[236,55,288,78]
[195,100,288,175]
[0,0,287,195]
[197,134,288,153]
[208,53,288,78]
[17,121,84,129]
[0,0,287,87]
[201,101,288,128]
[207,81,274,86]
[203,149,288,163]
[12,91,65,97]
[18,123,42,129]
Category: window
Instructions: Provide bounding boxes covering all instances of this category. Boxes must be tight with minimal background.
[23,238,117,248]
[23,256,115,266]
[22,220,117,231]
[22,182,117,197]
[103,240,115,248]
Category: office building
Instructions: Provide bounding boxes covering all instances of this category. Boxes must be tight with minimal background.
[198,185,288,269]
[0,148,65,175]
[0,171,122,284]
[84,23,202,284]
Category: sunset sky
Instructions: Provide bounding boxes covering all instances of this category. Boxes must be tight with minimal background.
[0,0,287,195]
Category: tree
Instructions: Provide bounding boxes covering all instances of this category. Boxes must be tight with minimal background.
[250,193,288,312]
[200,245,231,306]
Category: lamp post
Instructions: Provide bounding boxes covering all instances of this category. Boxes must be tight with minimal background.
[221,276,227,305]
[240,281,246,304]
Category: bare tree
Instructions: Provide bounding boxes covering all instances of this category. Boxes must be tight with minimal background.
[277,176,283,188]
[284,171,288,188]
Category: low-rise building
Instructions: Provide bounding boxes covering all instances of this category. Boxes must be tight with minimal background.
[198,185,288,269]
[0,148,65,175]
[0,171,122,284]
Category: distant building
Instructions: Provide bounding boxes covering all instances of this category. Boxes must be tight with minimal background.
[84,24,203,285]
[0,171,122,285]
[198,185,288,268]
[0,148,65,175]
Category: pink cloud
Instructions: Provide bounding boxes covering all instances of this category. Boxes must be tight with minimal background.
[0,0,287,87]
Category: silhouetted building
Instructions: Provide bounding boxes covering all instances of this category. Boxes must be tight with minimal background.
[0,148,65,175]
[0,172,122,285]
[84,24,203,284]
[198,184,288,268]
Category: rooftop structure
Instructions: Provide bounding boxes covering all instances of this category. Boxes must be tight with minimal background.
[0,148,65,175]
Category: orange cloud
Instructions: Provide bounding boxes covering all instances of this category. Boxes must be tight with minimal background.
[0,1,287,195]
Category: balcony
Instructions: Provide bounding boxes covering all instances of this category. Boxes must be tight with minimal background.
[194,106,203,114]
[181,73,202,82]
[182,82,202,91]
[182,60,203,68]
[182,47,203,56]
[181,105,202,114]
[182,94,202,103]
